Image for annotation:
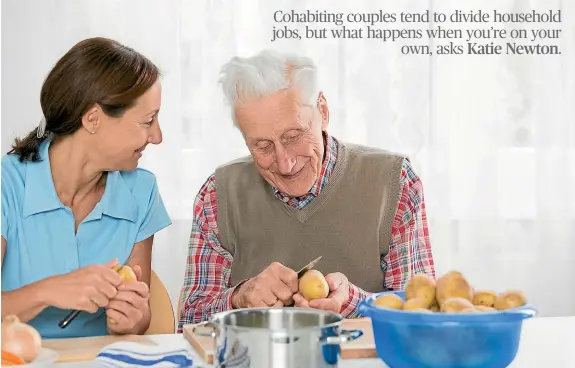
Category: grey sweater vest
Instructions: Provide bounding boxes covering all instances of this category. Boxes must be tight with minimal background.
[214,141,405,292]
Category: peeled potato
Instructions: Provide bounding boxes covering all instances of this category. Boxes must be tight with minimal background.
[108,265,138,325]
[405,274,437,308]
[403,298,429,311]
[494,290,527,310]
[473,290,498,307]
[117,265,137,283]
[436,271,474,305]
[373,294,404,310]
[440,297,475,313]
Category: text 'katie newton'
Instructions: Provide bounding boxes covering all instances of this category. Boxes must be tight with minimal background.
[467,42,560,55]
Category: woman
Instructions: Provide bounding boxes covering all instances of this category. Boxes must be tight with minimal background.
[1,37,172,339]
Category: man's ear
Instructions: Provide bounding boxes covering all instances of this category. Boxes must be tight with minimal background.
[317,92,329,131]
[81,104,102,134]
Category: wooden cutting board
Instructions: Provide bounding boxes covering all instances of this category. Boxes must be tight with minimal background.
[339,318,377,359]
[43,334,156,362]
[182,317,377,364]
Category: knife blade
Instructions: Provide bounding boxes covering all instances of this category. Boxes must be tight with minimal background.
[296,256,322,279]
[58,255,133,329]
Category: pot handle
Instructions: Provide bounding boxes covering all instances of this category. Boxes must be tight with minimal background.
[319,329,363,345]
[191,320,216,338]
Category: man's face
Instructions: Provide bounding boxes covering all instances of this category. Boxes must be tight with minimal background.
[235,88,329,197]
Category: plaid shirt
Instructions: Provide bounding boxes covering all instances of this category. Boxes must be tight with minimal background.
[178,134,435,332]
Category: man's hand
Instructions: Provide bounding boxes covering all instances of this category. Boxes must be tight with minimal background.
[106,265,150,335]
[293,272,350,313]
[231,262,298,308]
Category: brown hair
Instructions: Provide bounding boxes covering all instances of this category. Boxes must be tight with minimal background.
[8,37,160,162]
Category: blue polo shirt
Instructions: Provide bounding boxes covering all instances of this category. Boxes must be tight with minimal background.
[1,138,172,339]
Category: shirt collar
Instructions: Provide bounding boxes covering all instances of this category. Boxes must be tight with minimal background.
[272,132,339,200]
[23,139,63,217]
[96,171,138,222]
[23,138,137,222]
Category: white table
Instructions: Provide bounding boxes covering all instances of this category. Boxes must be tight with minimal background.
[54,316,575,367]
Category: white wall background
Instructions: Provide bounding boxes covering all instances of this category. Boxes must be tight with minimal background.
[2,0,574,319]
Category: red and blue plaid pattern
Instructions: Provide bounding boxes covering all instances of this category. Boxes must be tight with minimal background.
[178,133,435,331]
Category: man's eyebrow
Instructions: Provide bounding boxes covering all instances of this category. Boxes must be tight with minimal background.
[249,138,271,145]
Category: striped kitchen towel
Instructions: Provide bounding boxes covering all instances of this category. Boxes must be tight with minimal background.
[93,341,199,367]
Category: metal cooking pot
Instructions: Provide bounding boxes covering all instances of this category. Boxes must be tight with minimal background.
[192,307,363,368]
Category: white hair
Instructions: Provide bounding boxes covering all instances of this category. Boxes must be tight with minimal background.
[218,49,320,126]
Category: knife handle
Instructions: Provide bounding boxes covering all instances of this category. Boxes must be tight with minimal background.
[58,310,80,329]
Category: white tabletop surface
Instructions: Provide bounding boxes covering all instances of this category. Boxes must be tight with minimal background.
[53,316,575,367]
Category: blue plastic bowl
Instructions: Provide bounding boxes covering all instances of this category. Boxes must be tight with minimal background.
[358,291,536,368]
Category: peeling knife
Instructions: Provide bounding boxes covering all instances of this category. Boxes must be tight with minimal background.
[297,256,322,279]
[58,255,133,329]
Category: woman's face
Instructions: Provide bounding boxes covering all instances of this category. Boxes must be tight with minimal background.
[91,81,163,172]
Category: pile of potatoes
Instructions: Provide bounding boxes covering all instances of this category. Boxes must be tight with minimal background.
[373,270,527,313]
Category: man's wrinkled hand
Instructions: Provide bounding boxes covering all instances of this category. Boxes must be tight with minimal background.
[293,272,350,313]
[231,262,298,309]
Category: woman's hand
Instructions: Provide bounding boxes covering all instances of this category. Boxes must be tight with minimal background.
[42,260,122,313]
[106,265,151,335]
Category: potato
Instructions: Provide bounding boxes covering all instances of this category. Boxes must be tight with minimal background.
[494,290,527,310]
[460,307,478,313]
[436,271,474,305]
[405,308,432,313]
[472,290,498,307]
[440,297,475,313]
[299,270,330,301]
[405,274,436,308]
[403,298,429,311]
[373,294,404,310]
[475,305,497,312]
[409,270,529,314]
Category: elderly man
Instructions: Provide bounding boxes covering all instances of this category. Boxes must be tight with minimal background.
[177,50,435,331]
